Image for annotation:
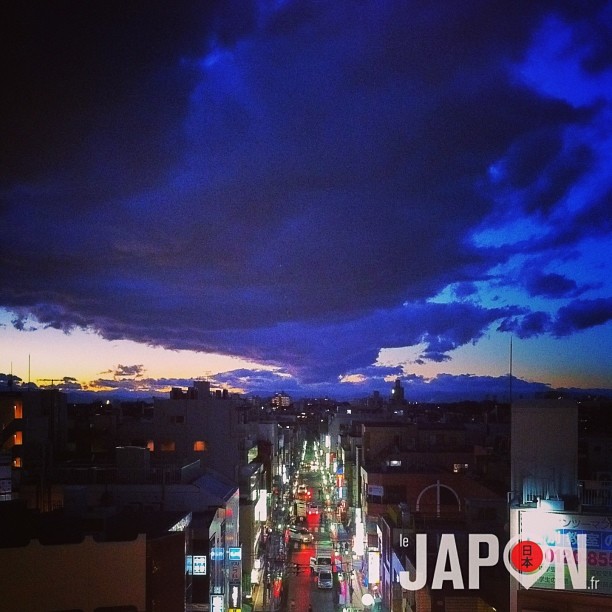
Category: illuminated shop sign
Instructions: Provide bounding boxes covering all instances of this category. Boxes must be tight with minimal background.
[520,509,612,594]
[368,550,380,584]
[368,484,384,497]
[193,555,207,575]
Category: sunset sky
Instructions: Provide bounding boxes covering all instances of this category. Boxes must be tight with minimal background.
[1,1,611,402]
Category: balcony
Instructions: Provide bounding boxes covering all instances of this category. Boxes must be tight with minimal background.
[578,479,612,509]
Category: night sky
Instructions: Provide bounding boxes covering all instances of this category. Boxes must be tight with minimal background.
[1,1,611,401]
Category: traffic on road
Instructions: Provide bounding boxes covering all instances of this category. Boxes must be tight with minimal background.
[256,438,359,611]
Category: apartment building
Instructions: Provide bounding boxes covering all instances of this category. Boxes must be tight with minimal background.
[509,398,612,611]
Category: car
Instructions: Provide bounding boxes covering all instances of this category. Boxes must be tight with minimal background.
[317,570,333,589]
[286,526,314,543]
[297,484,308,494]
[307,502,319,515]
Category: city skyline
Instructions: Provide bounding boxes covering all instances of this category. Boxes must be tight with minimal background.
[1,2,611,402]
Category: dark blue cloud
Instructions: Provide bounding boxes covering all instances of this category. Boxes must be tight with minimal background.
[0,1,610,395]
[402,372,546,403]
[498,311,551,339]
[552,297,612,336]
[498,298,612,339]
[524,272,580,298]
[454,282,479,299]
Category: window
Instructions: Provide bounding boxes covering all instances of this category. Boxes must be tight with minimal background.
[193,441,207,451]
[170,415,185,424]
[13,431,23,445]
[161,440,176,452]
[12,457,22,468]
[146,440,154,452]
[453,463,469,474]
[14,404,23,419]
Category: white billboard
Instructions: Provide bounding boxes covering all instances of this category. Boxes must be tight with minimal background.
[520,509,612,594]
[368,550,380,585]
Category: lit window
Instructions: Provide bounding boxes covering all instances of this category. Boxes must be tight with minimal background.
[14,431,23,445]
[193,441,207,451]
[161,441,176,452]
[14,404,23,419]
[13,457,22,468]
[146,440,155,452]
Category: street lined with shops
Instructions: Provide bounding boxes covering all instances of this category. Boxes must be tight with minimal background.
[252,439,378,611]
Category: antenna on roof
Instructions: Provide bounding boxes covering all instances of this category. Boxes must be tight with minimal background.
[37,378,62,388]
[509,336,513,406]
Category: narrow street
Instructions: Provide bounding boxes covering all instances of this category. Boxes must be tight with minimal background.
[254,439,365,611]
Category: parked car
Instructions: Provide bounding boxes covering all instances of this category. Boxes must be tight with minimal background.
[317,570,333,589]
[286,526,314,543]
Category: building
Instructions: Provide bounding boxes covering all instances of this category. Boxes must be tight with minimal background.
[116,381,253,483]
[509,398,612,611]
[271,392,292,408]
[0,502,191,612]
[0,388,68,494]
[390,378,405,406]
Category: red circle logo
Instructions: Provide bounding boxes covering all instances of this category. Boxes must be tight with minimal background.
[510,540,543,573]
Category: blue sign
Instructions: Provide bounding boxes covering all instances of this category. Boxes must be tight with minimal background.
[228,547,242,561]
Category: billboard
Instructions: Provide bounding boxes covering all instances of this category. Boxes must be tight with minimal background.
[368,484,384,497]
[368,550,380,585]
[520,509,612,594]
[193,555,207,575]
